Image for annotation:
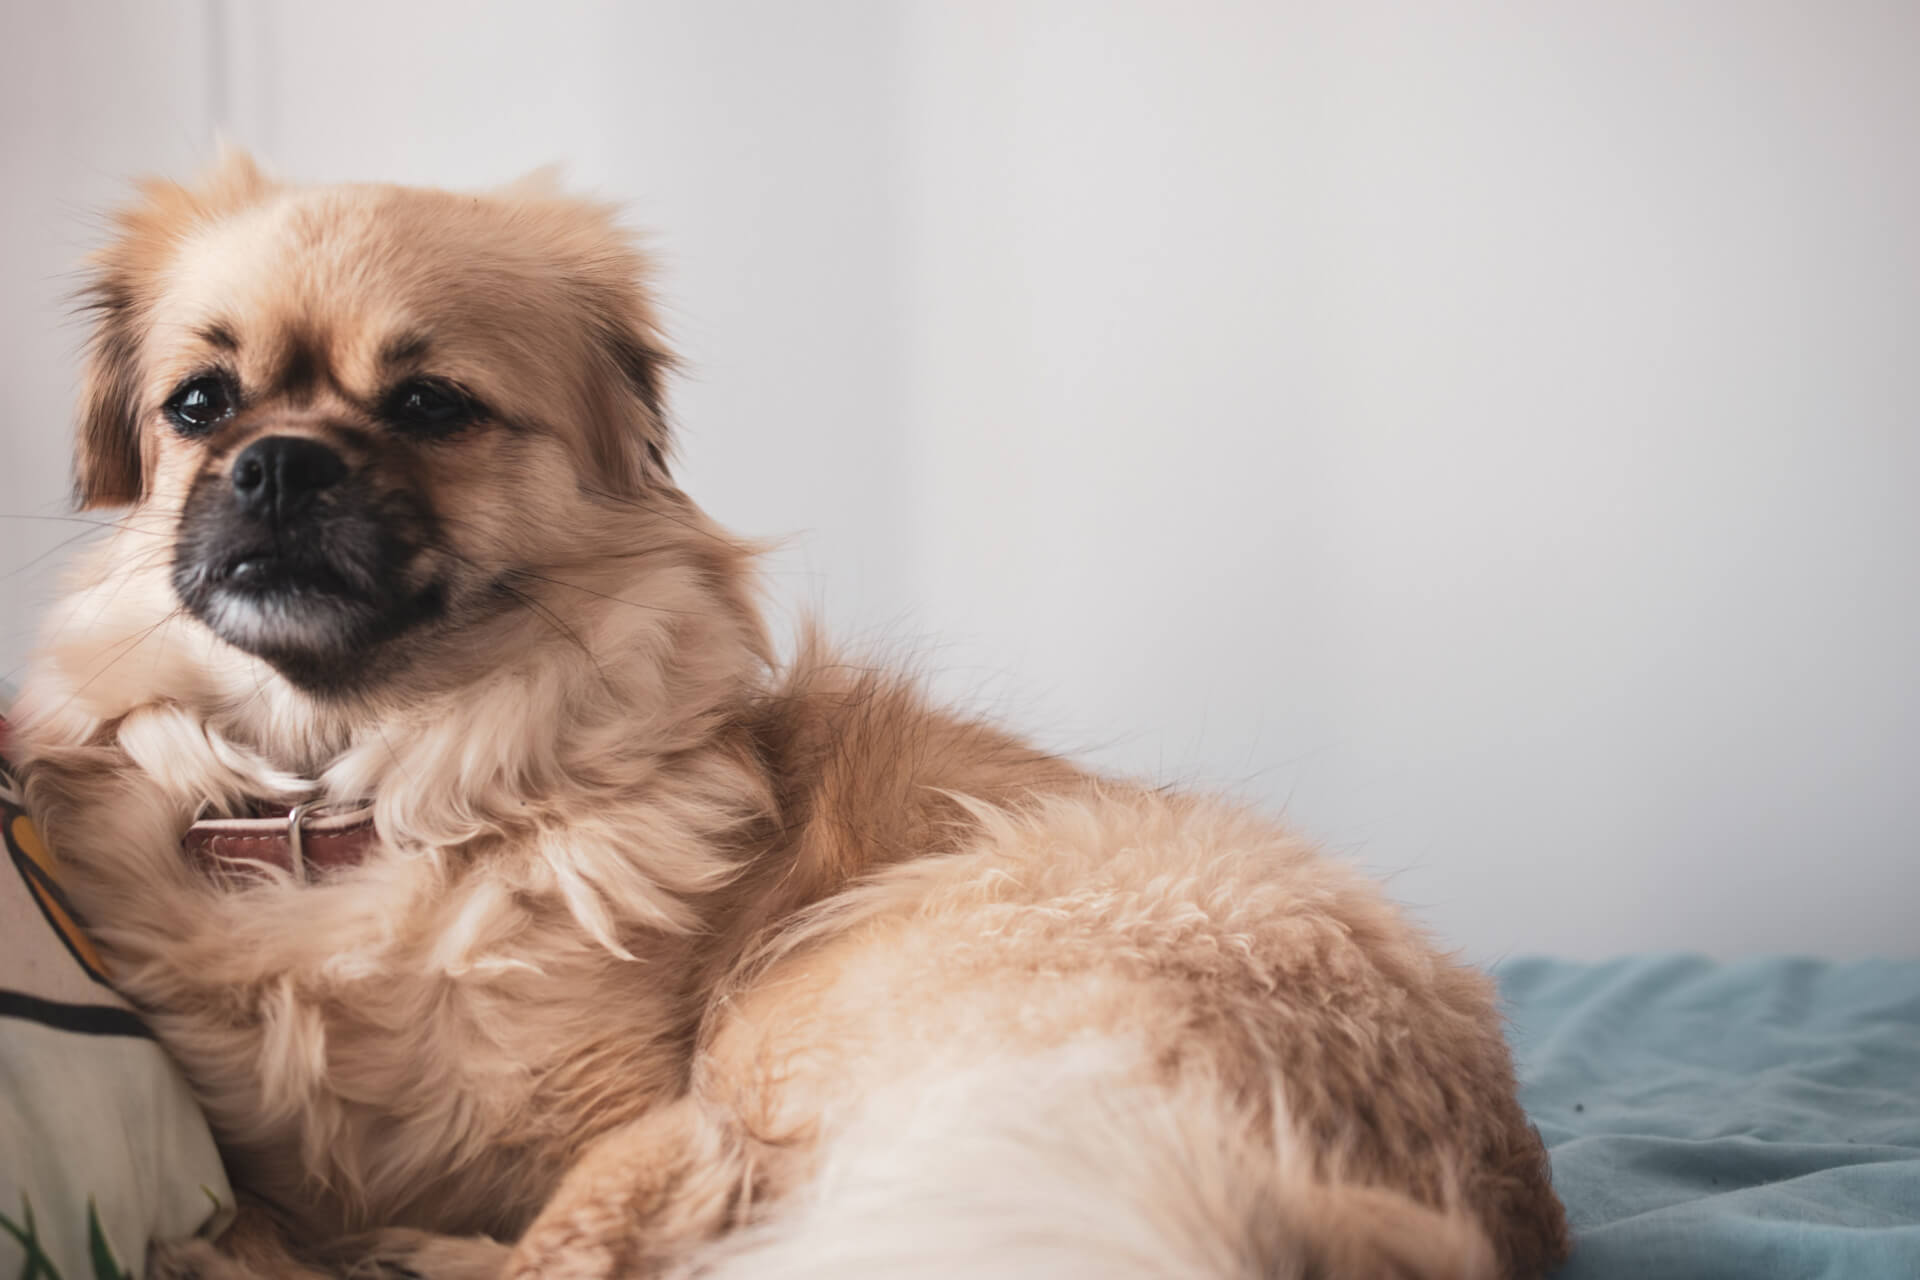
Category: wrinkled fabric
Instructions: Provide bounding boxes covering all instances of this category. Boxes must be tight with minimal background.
[1499,955,1920,1280]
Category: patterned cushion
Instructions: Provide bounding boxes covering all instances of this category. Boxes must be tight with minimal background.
[0,716,232,1280]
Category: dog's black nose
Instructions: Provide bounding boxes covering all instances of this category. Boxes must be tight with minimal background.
[230,436,347,521]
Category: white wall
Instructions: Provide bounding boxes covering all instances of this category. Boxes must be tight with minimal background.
[0,3,222,687]
[898,0,1920,961]
[4,1,1916,958]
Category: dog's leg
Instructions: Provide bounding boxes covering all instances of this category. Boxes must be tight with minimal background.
[316,1228,510,1280]
[145,1205,508,1280]
[506,1097,755,1280]
[145,1202,330,1280]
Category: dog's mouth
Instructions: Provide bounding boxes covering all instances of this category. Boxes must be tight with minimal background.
[213,547,358,600]
[170,476,449,693]
[177,540,390,679]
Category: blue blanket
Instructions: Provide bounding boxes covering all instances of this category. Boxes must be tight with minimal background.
[1498,956,1920,1279]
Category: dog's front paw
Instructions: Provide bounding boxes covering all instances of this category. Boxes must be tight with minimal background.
[336,1229,510,1280]
[145,1238,261,1280]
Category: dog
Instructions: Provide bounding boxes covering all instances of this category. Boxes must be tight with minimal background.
[13,150,1569,1280]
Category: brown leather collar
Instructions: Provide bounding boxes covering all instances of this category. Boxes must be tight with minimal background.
[183,801,379,883]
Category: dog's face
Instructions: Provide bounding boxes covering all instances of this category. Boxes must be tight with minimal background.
[75,152,674,694]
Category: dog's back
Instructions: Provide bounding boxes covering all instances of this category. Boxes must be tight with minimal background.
[676,687,1569,1277]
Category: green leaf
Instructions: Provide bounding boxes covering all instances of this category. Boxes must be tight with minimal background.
[82,1201,127,1280]
[0,1193,63,1280]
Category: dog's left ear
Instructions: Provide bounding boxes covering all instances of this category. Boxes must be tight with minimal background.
[499,179,676,494]
[576,253,677,494]
[74,146,274,508]
[596,299,676,488]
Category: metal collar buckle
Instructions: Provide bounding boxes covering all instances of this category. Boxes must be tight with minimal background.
[285,800,319,881]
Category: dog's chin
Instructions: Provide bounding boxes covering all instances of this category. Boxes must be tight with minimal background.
[178,556,446,696]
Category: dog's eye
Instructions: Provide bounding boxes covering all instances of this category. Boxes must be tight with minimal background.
[163,375,237,435]
[384,378,477,436]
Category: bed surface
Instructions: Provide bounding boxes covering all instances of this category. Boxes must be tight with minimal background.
[1498,955,1920,1279]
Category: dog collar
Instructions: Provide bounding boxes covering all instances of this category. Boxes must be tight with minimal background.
[183,800,378,883]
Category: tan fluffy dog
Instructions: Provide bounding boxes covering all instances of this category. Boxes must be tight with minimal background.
[13,152,1568,1280]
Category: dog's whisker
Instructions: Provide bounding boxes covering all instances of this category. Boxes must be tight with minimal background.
[0,512,174,534]
[38,606,186,719]
[503,569,705,619]
[490,578,615,689]
[577,483,781,554]
[1,524,124,583]
[421,516,709,620]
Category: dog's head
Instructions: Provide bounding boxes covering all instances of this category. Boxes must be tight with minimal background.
[73,149,677,694]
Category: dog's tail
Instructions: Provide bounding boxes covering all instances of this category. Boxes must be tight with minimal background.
[686,1042,1497,1280]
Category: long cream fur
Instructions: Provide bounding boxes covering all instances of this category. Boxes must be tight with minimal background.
[12,151,1569,1280]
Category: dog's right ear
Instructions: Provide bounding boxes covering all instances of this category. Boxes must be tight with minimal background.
[73,278,147,509]
[74,145,273,509]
